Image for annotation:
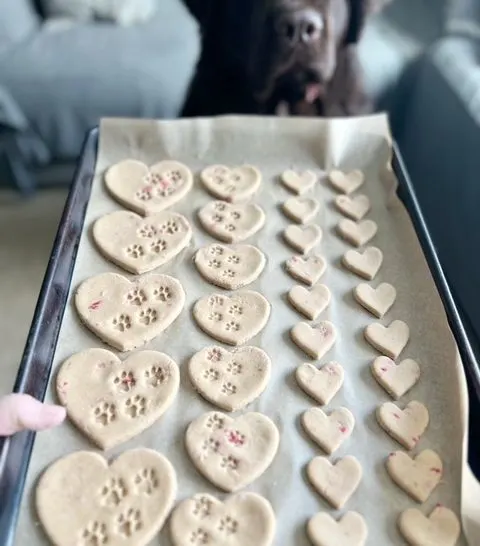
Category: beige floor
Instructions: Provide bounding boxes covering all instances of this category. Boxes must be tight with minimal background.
[0,189,67,396]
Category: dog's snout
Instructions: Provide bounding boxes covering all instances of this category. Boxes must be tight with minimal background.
[278,9,324,46]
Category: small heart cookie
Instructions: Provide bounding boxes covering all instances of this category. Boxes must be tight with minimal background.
[189,346,271,411]
[57,349,179,450]
[285,255,327,286]
[284,224,322,254]
[193,291,271,346]
[307,512,368,546]
[288,284,331,320]
[354,283,396,318]
[282,197,320,224]
[105,159,193,215]
[364,320,410,359]
[93,210,192,275]
[398,506,461,546]
[198,201,265,243]
[296,362,344,405]
[201,164,261,202]
[185,411,279,492]
[75,273,185,352]
[335,194,371,221]
[377,400,429,450]
[281,170,317,194]
[194,243,266,290]
[342,247,383,280]
[337,219,378,247]
[170,492,276,546]
[307,455,363,509]
[387,450,443,503]
[328,170,364,194]
[302,407,355,454]
[291,321,337,359]
[371,356,420,399]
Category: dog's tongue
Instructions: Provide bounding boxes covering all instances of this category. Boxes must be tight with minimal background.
[305,83,322,104]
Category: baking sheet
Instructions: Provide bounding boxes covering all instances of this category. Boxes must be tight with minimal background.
[15,115,476,545]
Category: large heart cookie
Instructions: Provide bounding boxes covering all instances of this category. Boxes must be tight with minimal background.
[288,284,331,320]
[285,255,326,286]
[364,320,410,359]
[387,449,443,503]
[93,210,192,275]
[170,492,275,546]
[75,273,185,352]
[105,159,193,215]
[198,201,265,243]
[201,164,261,202]
[193,291,271,346]
[57,349,179,449]
[282,197,319,224]
[335,194,371,221]
[342,247,383,280]
[302,407,355,454]
[36,449,176,546]
[281,170,317,194]
[371,356,420,399]
[354,283,396,318]
[328,170,364,194]
[307,512,368,546]
[194,243,266,290]
[284,224,323,254]
[337,219,378,247]
[296,362,344,405]
[189,346,271,411]
[398,506,461,546]
[291,321,337,359]
[185,411,279,492]
[377,400,429,450]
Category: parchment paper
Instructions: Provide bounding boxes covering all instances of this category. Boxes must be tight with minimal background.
[16,114,479,545]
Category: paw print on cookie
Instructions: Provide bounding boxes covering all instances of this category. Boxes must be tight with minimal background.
[218,515,238,535]
[209,245,224,256]
[125,244,145,259]
[80,521,108,546]
[116,508,143,538]
[230,211,241,220]
[100,477,127,507]
[209,295,225,306]
[228,304,242,316]
[222,269,235,279]
[225,224,236,232]
[113,371,136,392]
[190,528,209,545]
[203,368,220,381]
[208,259,222,269]
[160,220,179,235]
[193,497,213,518]
[93,402,116,426]
[126,289,147,306]
[138,224,157,238]
[138,308,158,325]
[208,312,223,322]
[206,414,225,431]
[150,238,167,254]
[124,395,147,418]
[221,455,239,470]
[134,468,159,495]
[144,365,169,387]
[136,188,153,202]
[227,255,241,265]
[112,314,132,332]
[207,348,222,362]
[153,286,172,302]
[214,202,226,212]
[212,214,224,223]
[226,362,242,375]
[225,321,240,332]
[221,382,237,396]
[202,437,220,454]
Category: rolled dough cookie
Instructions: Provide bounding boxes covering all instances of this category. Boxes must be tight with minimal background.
[296,362,344,405]
[337,219,378,247]
[57,349,179,450]
[281,170,317,194]
[93,210,192,275]
[371,356,420,399]
[335,194,371,221]
[302,407,355,454]
[342,247,383,280]
[398,506,461,546]
[285,255,326,286]
[75,273,185,352]
[328,170,364,194]
[354,283,396,318]
[198,200,265,243]
[105,159,193,215]
[185,411,279,492]
[288,283,331,320]
[364,320,410,360]
[307,511,368,546]
[188,346,271,411]
[284,224,323,254]
[377,400,429,450]
[201,164,261,202]
[193,291,271,346]
[170,492,276,546]
[194,243,266,290]
[282,196,320,224]
[36,449,176,546]
[291,321,337,359]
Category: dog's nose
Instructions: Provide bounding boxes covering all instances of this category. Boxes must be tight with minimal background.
[278,9,323,45]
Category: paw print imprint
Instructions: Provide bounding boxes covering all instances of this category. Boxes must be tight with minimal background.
[80,521,108,546]
[117,508,143,538]
[230,211,241,220]
[222,269,235,278]
[225,184,236,194]
[227,255,241,265]
[206,414,225,431]
[214,202,226,211]
[193,497,213,518]
[202,437,220,453]
[112,314,132,332]
[209,245,224,256]
[221,455,239,470]
[113,371,136,392]
[145,365,169,387]
[218,515,238,535]
[94,402,116,426]
[136,188,153,201]
[126,244,145,259]
[225,224,236,232]
[150,239,167,254]
[226,362,243,375]
[221,382,237,396]
[126,289,147,306]
[208,259,222,269]
[209,295,225,306]
[100,477,127,507]
[208,312,223,322]
[134,468,159,495]
[228,305,243,316]
[170,169,182,182]
[225,321,240,332]
[139,308,158,325]
[190,528,209,544]
[125,395,147,418]
[138,224,157,238]
[153,286,172,302]
[160,220,179,235]
[203,368,220,381]
[207,348,222,362]
[212,214,224,223]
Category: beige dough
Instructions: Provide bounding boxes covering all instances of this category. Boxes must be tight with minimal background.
[328,170,364,194]
[188,346,271,411]
[342,247,383,280]
[302,407,355,454]
[57,349,179,450]
[364,320,410,359]
[377,400,429,450]
[93,210,192,275]
[371,356,420,399]
[281,170,317,194]
[398,506,461,546]
[201,164,261,202]
[193,291,270,346]
[288,283,331,320]
[335,194,371,221]
[170,492,276,546]
[307,511,368,546]
[291,321,337,359]
[282,196,320,224]
[354,283,397,318]
[284,224,323,254]
[296,362,344,405]
[194,243,266,290]
[185,411,279,492]
[285,255,327,286]
[198,200,265,243]
[75,273,185,352]
[337,219,378,247]
[36,449,176,546]
[104,159,193,215]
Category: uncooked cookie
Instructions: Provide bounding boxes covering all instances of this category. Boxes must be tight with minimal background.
[188,346,271,411]
[302,407,355,454]
[201,164,261,202]
[364,320,410,359]
[57,349,179,450]
[75,273,185,352]
[337,219,378,247]
[285,255,326,286]
[371,356,420,399]
[296,362,344,405]
[328,170,364,194]
[377,400,429,450]
[307,512,368,546]
[284,224,322,254]
[105,159,193,215]
[291,321,337,359]
[342,247,383,280]
[335,194,371,221]
[288,284,331,320]
[354,283,396,318]
[170,492,276,546]
[194,243,266,290]
[185,411,279,492]
[36,449,176,546]
[398,506,461,546]
[281,170,317,194]
[93,210,192,275]
[282,197,319,224]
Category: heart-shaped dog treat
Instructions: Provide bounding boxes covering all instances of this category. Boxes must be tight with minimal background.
[386,450,443,503]
[281,170,317,194]
[372,356,420,399]
[194,243,266,290]
[398,506,461,546]
[364,320,410,359]
[285,255,326,286]
[291,321,337,359]
[343,247,383,280]
[93,211,192,275]
[328,170,364,194]
[189,346,271,411]
[282,197,320,224]
[36,449,176,546]
[193,291,270,346]
[170,492,275,546]
[307,455,363,509]
[198,201,265,243]
[296,362,344,405]
[337,219,378,247]
[201,164,261,202]
[335,194,371,221]
[354,283,396,318]
[302,407,355,454]
[57,349,179,449]
[284,224,322,254]
[185,411,279,492]
[75,273,185,352]
[105,159,193,215]
[288,284,331,320]
[377,401,429,450]
[307,512,368,546]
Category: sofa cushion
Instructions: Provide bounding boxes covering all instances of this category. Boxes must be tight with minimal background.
[0,0,39,53]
